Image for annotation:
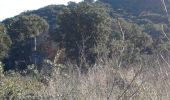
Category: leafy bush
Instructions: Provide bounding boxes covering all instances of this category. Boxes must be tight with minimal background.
[0,71,43,99]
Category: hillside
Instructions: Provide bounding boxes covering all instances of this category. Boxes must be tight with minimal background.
[0,0,170,99]
[99,0,168,15]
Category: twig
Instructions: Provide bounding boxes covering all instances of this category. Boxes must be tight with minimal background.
[128,81,145,99]
[117,64,143,100]
[160,54,170,68]
[161,24,170,41]
[161,0,170,22]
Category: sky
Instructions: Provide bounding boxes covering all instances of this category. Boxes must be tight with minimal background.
[0,0,82,21]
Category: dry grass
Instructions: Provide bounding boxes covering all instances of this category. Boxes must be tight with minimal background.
[36,55,170,100]
[1,54,170,100]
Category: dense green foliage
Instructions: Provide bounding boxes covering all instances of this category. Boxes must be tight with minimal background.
[3,15,49,70]
[4,15,49,42]
[55,2,113,65]
[1,0,170,70]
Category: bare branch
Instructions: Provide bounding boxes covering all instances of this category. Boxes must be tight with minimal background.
[117,63,143,100]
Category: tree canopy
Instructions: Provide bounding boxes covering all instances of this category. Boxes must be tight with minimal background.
[52,2,113,65]
[4,15,49,43]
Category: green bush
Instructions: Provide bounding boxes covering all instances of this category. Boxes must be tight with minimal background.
[0,71,43,99]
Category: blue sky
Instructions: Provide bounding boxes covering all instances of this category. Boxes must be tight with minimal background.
[0,0,82,21]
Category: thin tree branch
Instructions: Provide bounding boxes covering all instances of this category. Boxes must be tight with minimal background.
[117,64,143,100]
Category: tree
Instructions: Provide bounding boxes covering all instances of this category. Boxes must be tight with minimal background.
[4,15,48,42]
[53,2,113,67]
[110,18,153,64]
[3,15,49,70]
